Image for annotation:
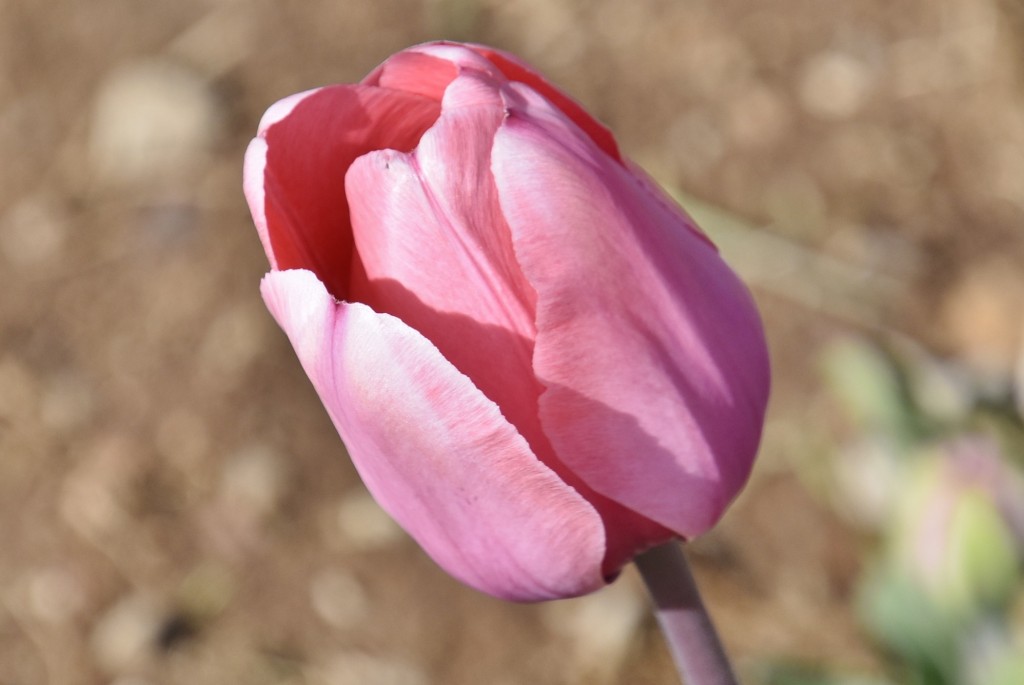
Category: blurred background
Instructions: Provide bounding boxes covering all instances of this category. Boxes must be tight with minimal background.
[1,0,1023,683]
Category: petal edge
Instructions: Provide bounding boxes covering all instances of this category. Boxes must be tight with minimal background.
[261,269,607,600]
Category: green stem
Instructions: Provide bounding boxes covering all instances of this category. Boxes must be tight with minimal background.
[635,541,738,685]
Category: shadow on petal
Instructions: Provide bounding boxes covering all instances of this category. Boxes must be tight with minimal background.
[362,277,680,575]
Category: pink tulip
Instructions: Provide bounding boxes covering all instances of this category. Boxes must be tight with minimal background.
[244,41,770,601]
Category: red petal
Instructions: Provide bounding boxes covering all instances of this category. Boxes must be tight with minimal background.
[361,50,458,101]
[467,43,623,163]
[246,85,440,300]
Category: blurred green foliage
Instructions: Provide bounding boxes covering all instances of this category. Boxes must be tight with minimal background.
[821,336,1024,685]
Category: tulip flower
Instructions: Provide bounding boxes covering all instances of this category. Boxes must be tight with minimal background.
[243,41,770,603]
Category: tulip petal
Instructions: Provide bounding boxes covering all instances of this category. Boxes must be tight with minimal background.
[361,50,458,101]
[345,73,540,446]
[464,43,622,163]
[372,41,622,162]
[260,269,606,600]
[492,93,770,539]
[244,84,441,300]
[410,42,505,74]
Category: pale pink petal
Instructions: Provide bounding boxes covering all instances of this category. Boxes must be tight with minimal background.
[492,99,771,540]
[246,84,440,299]
[260,269,606,600]
[345,73,539,447]
[243,136,274,268]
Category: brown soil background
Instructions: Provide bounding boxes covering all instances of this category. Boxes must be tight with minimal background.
[2,0,1022,683]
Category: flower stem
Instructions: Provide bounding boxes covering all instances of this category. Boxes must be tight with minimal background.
[635,541,738,685]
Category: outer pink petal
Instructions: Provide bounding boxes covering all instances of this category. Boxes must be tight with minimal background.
[260,269,606,600]
[492,94,771,540]
[244,84,440,300]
